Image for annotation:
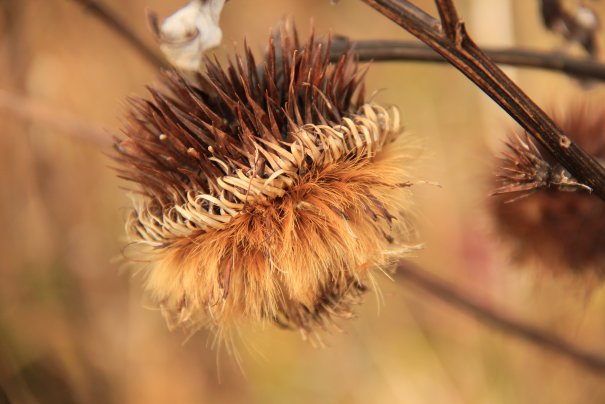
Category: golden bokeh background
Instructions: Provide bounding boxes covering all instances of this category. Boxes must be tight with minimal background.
[1,1,605,403]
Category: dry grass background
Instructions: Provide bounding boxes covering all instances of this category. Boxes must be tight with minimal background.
[1,0,605,403]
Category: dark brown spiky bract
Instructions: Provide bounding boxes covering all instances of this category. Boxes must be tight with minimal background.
[491,102,605,276]
[115,26,416,342]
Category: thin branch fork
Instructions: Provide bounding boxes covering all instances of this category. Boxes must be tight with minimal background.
[332,39,605,81]
[361,0,605,200]
[396,261,605,376]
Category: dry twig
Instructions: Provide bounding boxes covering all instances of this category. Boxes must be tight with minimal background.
[397,261,605,376]
[331,38,605,81]
[360,0,605,200]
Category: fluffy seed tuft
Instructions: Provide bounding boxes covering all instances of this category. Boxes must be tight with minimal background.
[115,25,417,341]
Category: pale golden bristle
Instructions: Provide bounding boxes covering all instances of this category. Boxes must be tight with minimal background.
[139,118,413,338]
[116,24,417,340]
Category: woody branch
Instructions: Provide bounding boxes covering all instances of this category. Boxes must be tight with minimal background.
[331,38,605,81]
[396,261,605,376]
[360,0,605,200]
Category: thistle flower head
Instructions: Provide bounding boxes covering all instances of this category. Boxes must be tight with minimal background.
[115,25,416,341]
[491,102,605,275]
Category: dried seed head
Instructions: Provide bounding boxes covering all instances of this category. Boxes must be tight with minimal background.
[492,131,591,201]
[115,25,417,341]
[491,102,605,275]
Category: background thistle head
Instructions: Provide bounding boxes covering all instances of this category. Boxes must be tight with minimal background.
[491,100,605,276]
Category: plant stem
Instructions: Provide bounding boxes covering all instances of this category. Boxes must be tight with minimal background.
[396,261,605,376]
[332,38,605,81]
[360,0,605,200]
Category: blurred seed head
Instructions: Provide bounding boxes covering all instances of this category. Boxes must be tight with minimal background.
[115,24,418,342]
[491,101,605,276]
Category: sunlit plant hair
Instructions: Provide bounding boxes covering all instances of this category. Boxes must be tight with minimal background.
[114,24,417,343]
